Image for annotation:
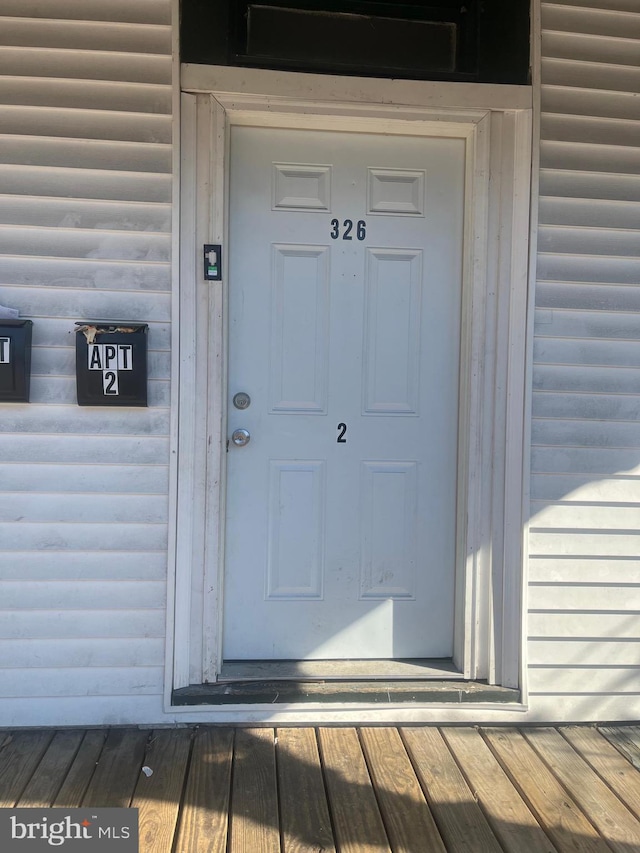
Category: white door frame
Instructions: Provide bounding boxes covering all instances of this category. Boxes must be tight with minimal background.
[169,65,532,707]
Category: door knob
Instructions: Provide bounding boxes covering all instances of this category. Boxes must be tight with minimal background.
[231,428,251,447]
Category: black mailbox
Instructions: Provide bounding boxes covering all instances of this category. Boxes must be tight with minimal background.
[0,319,33,403]
[75,322,148,407]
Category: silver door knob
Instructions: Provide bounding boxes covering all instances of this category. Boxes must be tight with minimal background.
[231,428,251,447]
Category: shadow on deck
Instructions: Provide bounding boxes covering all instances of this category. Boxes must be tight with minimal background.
[2,724,640,851]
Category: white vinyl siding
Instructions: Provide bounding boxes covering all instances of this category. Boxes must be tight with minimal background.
[0,0,172,725]
[530,0,640,714]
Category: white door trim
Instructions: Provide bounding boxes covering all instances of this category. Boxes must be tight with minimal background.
[170,66,532,706]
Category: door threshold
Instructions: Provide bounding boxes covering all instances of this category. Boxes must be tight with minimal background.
[218,658,462,682]
[172,679,520,706]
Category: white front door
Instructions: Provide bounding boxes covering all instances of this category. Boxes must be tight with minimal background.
[223,125,464,661]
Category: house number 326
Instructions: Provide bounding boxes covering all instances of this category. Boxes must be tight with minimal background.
[330,219,366,241]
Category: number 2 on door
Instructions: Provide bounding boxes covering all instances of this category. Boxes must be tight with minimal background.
[337,423,347,443]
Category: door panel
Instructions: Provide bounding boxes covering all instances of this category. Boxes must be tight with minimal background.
[224,126,464,660]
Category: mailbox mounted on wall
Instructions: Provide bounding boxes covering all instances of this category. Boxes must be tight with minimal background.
[0,319,33,403]
[75,322,148,407]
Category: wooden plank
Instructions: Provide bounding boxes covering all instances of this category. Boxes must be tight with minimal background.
[82,728,149,808]
[54,730,108,807]
[131,729,193,853]
[17,730,84,807]
[482,728,611,853]
[561,727,640,821]
[441,727,559,853]
[360,727,446,853]
[228,728,279,853]
[523,727,640,853]
[317,727,390,853]
[599,726,640,771]
[173,727,233,853]
[401,726,503,853]
[276,728,335,853]
[0,730,53,806]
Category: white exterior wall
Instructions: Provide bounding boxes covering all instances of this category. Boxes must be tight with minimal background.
[528,0,640,719]
[1,0,639,727]
[0,0,173,725]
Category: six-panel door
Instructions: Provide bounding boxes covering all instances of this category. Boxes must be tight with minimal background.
[224,126,465,660]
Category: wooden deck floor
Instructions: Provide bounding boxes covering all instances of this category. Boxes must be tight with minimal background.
[2,725,640,851]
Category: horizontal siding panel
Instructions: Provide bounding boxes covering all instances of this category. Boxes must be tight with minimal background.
[538,224,640,256]
[541,140,640,175]
[0,696,164,727]
[538,197,640,229]
[0,47,171,85]
[0,3,174,715]
[0,195,171,231]
[0,407,169,436]
[0,610,165,640]
[533,364,640,394]
[0,17,171,55]
[0,226,170,262]
[0,667,163,697]
[534,307,640,338]
[535,282,640,312]
[542,30,640,65]
[541,4,640,40]
[0,286,171,321]
[537,253,640,283]
[0,104,171,146]
[539,168,640,201]
[0,522,167,552]
[0,435,169,465]
[0,105,172,143]
[542,86,640,121]
[529,557,640,584]
[0,164,171,204]
[0,494,168,524]
[532,417,640,446]
[1,552,166,581]
[0,78,171,114]
[533,3,640,714]
[532,392,640,421]
[529,583,640,610]
[0,1,170,25]
[528,667,640,694]
[0,463,168,495]
[530,639,640,666]
[0,136,171,173]
[531,502,640,530]
[0,638,165,668]
[31,349,170,379]
[531,474,640,502]
[541,113,640,149]
[532,445,640,474]
[27,377,170,406]
[529,611,640,638]
[541,58,640,94]
[0,165,171,202]
[543,0,640,12]
[530,531,640,557]
[0,259,171,293]
[1,581,166,610]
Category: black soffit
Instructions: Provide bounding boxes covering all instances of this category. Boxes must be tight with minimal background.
[181,0,530,85]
